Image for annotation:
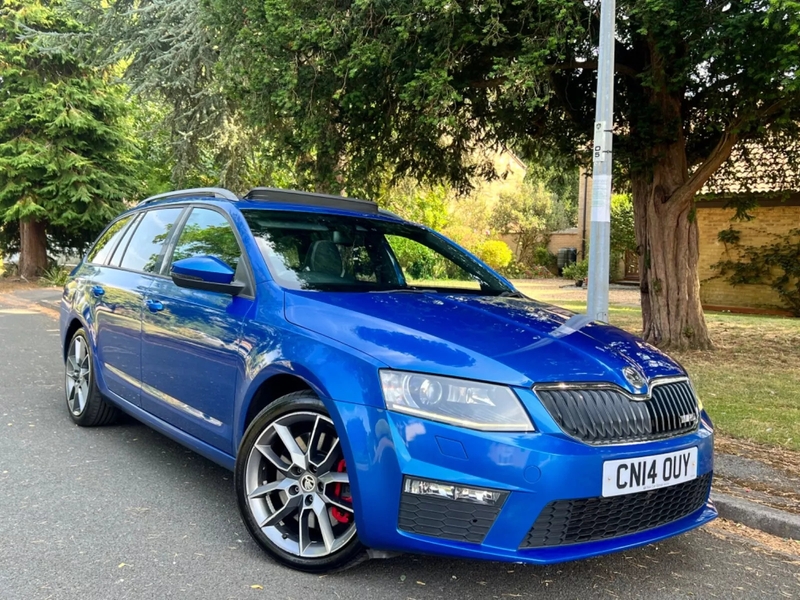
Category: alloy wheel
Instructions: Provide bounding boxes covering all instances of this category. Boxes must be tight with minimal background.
[243,411,356,559]
[66,335,91,416]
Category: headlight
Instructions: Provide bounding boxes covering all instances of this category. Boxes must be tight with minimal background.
[379,370,534,432]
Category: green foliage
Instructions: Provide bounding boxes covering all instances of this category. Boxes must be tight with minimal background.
[205,0,800,197]
[0,0,140,257]
[379,181,451,231]
[441,225,483,254]
[204,0,381,193]
[490,182,552,265]
[712,228,800,316]
[386,237,445,280]
[717,227,742,246]
[0,255,9,277]
[51,0,224,186]
[476,240,513,270]
[48,0,296,191]
[532,246,557,270]
[499,258,528,279]
[129,99,176,196]
[608,194,636,281]
[525,158,579,230]
[562,259,589,282]
[501,259,555,280]
[610,195,636,257]
[40,264,70,287]
[171,224,241,270]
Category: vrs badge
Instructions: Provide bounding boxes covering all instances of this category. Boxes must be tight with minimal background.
[622,366,647,392]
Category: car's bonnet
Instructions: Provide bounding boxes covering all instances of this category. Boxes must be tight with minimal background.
[284,291,684,389]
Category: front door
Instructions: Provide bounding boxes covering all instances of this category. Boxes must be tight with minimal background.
[140,207,255,454]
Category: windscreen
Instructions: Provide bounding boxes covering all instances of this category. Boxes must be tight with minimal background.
[241,210,512,294]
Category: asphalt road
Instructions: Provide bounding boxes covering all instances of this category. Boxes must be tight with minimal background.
[1,294,798,600]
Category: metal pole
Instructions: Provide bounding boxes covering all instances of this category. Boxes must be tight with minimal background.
[586,0,616,322]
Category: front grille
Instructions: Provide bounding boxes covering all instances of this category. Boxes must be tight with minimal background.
[535,379,699,445]
[398,493,504,544]
[520,472,712,548]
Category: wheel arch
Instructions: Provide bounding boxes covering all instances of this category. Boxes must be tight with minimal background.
[63,317,85,361]
[239,372,315,438]
[234,359,369,467]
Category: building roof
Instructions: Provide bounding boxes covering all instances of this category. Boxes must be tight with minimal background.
[699,140,800,197]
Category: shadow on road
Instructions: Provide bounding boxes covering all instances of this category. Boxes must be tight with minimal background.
[93,408,712,596]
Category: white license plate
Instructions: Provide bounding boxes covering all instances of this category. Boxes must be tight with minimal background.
[602,447,698,497]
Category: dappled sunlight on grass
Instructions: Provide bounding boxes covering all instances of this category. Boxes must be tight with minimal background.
[673,312,800,451]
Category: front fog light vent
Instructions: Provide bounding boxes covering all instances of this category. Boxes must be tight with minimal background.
[399,477,507,543]
[403,477,505,506]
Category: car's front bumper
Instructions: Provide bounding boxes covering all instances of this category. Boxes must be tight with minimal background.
[332,394,716,564]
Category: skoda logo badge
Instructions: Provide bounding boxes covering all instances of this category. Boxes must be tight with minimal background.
[622,366,647,390]
[300,474,317,493]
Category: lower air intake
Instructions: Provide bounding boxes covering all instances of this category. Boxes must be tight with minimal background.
[520,472,713,548]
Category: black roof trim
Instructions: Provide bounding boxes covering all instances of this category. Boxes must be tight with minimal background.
[243,187,379,214]
[137,187,238,206]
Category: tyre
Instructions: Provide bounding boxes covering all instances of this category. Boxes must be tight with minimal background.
[65,328,119,426]
[235,392,364,572]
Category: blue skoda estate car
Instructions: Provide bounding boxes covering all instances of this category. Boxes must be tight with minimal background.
[60,186,716,572]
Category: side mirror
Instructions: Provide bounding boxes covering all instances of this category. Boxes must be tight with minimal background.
[170,256,245,296]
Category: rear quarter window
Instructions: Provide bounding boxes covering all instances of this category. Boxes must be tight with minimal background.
[86,216,133,265]
[107,213,142,268]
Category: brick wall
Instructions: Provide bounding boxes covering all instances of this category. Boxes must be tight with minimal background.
[697,201,800,311]
[547,229,581,256]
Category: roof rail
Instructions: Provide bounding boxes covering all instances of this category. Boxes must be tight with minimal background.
[243,187,380,214]
[137,187,239,206]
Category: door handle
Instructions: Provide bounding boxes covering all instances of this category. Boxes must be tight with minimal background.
[145,299,164,313]
[91,285,105,297]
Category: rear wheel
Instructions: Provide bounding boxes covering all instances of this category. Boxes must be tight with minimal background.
[235,392,364,572]
[65,328,119,426]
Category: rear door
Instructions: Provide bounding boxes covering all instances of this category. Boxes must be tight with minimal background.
[82,213,140,405]
[139,206,255,453]
[92,207,185,406]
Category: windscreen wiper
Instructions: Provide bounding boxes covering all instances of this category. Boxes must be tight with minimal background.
[496,290,526,298]
[367,287,432,294]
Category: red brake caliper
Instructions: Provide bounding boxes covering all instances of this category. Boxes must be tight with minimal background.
[330,459,352,524]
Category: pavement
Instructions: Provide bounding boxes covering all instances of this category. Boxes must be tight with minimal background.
[711,445,800,540]
[1,287,799,600]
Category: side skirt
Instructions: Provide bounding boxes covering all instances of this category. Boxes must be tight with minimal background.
[101,389,237,471]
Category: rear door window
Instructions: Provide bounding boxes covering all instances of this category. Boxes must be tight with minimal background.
[119,208,184,274]
[86,215,133,265]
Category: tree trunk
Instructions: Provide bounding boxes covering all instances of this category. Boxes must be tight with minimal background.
[625,36,746,351]
[18,218,48,279]
[632,170,711,350]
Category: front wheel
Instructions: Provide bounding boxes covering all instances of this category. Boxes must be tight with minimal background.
[235,392,364,572]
